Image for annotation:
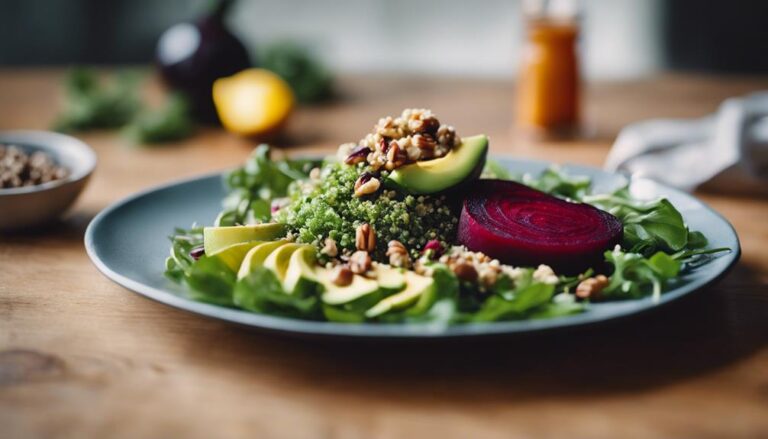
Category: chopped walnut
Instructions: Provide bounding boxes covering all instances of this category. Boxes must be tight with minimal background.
[533,265,559,285]
[349,250,372,275]
[337,108,461,173]
[321,238,338,257]
[575,275,609,300]
[354,174,380,197]
[386,240,411,268]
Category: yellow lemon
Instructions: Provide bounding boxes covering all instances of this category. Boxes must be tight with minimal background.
[213,68,294,137]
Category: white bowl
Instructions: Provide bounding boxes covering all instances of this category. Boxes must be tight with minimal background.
[0,131,96,231]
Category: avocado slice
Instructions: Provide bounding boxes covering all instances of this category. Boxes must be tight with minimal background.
[365,271,436,318]
[385,134,489,194]
[263,243,303,283]
[237,240,288,279]
[203,223,286,256]
[318,268,380,306]
[208,241,264,272]
[282,245,320,295]
[374,263,407,291]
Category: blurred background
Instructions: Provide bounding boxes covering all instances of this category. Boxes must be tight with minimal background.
[3,0,768,77]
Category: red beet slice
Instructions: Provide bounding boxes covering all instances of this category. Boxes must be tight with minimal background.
[457,179,622,274]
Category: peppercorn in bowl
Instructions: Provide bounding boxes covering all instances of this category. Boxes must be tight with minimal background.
[0,131,96,231]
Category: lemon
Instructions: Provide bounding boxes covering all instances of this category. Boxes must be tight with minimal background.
[213,68,295,137]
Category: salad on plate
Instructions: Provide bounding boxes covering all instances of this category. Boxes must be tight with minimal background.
[165,109,727,324]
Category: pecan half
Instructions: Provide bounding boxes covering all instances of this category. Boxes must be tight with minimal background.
[331,265,354,286]
[355,223,376,252]
[385,140,407,170]
[452,262,478,282]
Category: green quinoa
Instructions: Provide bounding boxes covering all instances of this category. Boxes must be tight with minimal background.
[276,162,459,261]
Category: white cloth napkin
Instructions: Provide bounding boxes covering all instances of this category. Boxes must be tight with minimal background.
[605,92,768,196]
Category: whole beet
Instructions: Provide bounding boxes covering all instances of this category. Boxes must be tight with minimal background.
[156,0,251,124]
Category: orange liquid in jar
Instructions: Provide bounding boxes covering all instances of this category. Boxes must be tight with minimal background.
[517,20,580,133]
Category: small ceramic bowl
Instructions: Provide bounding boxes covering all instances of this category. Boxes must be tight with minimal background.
[0,130,96,231]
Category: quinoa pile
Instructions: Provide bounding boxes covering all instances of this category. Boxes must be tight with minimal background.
[276,162,459,261]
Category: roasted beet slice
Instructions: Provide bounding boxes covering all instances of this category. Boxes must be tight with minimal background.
[457,180,622,274]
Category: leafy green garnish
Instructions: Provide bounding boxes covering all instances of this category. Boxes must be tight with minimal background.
[123,94,194,144]
[54,68,141,132]
[602,248,681,302]
[164,226,204,282]
[472,282,556,322]
[522,167,591,200]
[186,255,237,306]
[583,188,690,255]
[261,41,333,103]
[234,267,320,318]
[217,145,320,226]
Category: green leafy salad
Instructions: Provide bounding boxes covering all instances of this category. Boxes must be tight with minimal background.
[165,109,728,324]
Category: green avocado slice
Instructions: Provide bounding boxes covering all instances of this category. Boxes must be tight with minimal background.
[203,223,286,256]
[385,134,489,194]
[263,243,303,283]
[374,264,407,291]
[237,240,288,279]
[283,245,319,295]
[319,269,380,305]
[209,241,264,272]
[365,271,436,318]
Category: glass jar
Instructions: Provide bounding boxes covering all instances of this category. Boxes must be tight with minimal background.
[517,0,581,136]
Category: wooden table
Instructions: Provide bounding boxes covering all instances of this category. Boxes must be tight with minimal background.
[1,70,767,439]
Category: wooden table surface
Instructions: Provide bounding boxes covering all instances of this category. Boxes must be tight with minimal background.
[1,70,767,439]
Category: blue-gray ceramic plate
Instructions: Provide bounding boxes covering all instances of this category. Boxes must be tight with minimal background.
[84,158,740,339]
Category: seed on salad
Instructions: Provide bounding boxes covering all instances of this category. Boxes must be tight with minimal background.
[386,240,411,268]
[575,274,609,300]
[331,265,354,287]
[344,145,371,165]
[354,174,380,197]
[321,237,338,257]
[355,223,376,252]
[348,250,372,274]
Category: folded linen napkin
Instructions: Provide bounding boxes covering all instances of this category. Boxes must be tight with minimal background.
[605,92,768,196]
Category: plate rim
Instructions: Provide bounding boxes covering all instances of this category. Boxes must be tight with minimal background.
[84,157,741,339]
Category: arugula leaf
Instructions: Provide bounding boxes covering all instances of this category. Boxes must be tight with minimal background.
[522,167,591,200]
[472,282,555,322]
[218,145,320,226]
[482,159,515,180]
[186,255,237,306]
[234,267,320,318]
[123,94,193,144]
[54,68,141,132]
[530,301,585,319]
[583,189,689,254]
[602,248,681,302]
[164,226,204,282]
